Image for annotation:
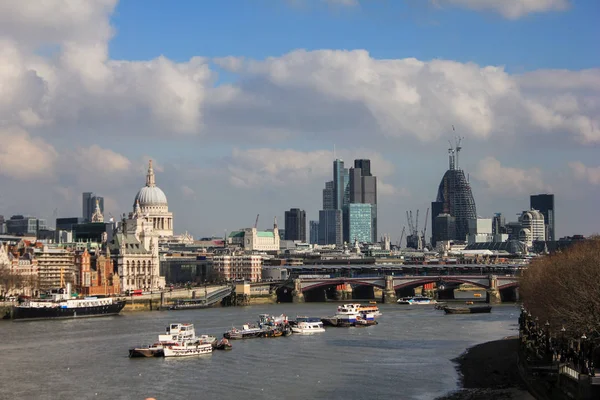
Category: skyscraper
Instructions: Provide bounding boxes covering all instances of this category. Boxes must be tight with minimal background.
[284,208,306,242]
[82,192,104,222]
[322,181,335,210]
[347,160,377,242]
[309,220,319,244]
[333,159,346,210]
[431,140,477,242]
[318,209,342,246]
[530,194,555,241]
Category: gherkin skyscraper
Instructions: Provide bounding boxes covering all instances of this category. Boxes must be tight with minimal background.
[434,139,477,241]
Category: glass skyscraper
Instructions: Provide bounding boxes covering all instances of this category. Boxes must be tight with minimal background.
[346,203,372,243]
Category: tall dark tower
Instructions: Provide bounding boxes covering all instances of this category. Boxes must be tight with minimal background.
[434,138,477,242]
[530,194,554,241]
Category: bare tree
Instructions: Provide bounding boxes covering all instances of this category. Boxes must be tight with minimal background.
[521,238,600,338]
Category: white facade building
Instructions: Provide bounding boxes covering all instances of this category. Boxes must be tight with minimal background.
[134,160,174,237]
[518,209,546,247]
[228,218,280,252]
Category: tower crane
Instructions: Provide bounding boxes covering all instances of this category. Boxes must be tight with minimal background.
[421,207,430,246]
[254,214,260,229]
[399,226,406,248]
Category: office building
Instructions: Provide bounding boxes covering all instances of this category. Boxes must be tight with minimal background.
[318,209,342,247]
[284,208,306,242]
[347,160,377,243]
[345,203,372,243]
[530,194,555,241]
[5,215,47,236]
[431,140,477,242]
[309,220,319,244]
[322,181,335,210]
[82,192,104,222]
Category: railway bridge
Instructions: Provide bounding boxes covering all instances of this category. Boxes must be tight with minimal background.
[275,274,519,304]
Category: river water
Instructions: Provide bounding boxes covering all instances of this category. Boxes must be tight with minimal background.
[0,303,520,400]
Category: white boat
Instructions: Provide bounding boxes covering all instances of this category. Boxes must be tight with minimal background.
[291,317,326,334]
[357,304,382,317]
[397,296,437,305]
[158,323,198,342]
[163,342,213,357]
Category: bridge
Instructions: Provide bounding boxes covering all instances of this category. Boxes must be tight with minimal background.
[269,274,520,304]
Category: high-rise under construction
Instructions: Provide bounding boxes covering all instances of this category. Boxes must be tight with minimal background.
[431,138,477,245]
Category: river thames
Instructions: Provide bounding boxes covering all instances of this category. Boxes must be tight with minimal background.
[0,303,520,400]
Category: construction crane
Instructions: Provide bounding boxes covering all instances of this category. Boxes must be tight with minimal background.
[415,210,420,237]
[421,207,430,246]
[254,214,260,229]
[399,226,406,249]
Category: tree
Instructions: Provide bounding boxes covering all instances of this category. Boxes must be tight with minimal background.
[521,238,600,338]
[0,263,24,297]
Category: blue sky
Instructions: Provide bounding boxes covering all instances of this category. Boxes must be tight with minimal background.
[109,0,600,71]
[0,0,599,240]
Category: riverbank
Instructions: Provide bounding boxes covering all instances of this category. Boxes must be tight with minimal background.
[437,337,535,400]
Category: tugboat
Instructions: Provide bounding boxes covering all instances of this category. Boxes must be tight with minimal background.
[11,283,126,321]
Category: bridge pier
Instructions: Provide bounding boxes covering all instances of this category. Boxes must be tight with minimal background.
[292,278,304,303]
[487,275,502,304]
[382,275,397,304]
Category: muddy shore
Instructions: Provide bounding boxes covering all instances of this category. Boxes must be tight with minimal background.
[437,337,535,400]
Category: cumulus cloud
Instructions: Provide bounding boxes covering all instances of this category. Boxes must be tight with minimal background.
[226,147,397,189]
[473,156,548,195]
[0,126,58,180]
[213,50,599,144]
[432,0,570,19]
[569,162,600,185]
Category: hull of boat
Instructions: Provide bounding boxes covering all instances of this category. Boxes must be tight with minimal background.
[129,347,164,358]
[163,344,213,357]
[321,317,355,327]
[443,306,492,314]
[11,300,126,321]
[291,327,326,334]
[223,331,263,340]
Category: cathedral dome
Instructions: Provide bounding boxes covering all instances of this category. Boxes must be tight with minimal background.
[135,186,168,207]
[134,160,168,208]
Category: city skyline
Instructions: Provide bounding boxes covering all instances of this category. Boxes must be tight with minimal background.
[0,0,598,240]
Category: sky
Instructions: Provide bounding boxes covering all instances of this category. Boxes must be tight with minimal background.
[0,0,598,241]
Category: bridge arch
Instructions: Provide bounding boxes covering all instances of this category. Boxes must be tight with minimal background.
[393,277,490,290]
[302,279,385,292]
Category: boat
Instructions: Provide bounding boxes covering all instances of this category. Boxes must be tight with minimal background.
[257,313,289,329]
[321,304,361,327]
[442,305,493,314]
[397,295,437,305]
[453,284,486,300]
[261,328,284,338]
[213,338,232,351]
[163,341,213,357]
[11,283,126,321]
[129,342,174,358]
[357,304,382,317]
[223,324,263,340]
[355,312,378,326]
[129,323,213,358]
[291,317,326,334]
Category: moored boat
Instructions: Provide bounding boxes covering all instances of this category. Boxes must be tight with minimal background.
[397,295,437,305]
[442,305,492,314]
[213,338,232,351]
[291,317,326,334]
[11,283,126,321]
[129,322,213,358]
[223,324,263,340]
[355,312,378,326]
[163,342,213,357]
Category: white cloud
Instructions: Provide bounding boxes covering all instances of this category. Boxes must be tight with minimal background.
[226,147,397,189]
[473,156,548,195]
[216,50,599,144]
[569,162,600,185]
[0,126,58,180]
[181,185,196,197]
[432,0,570,19]
[72,145,132,175]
